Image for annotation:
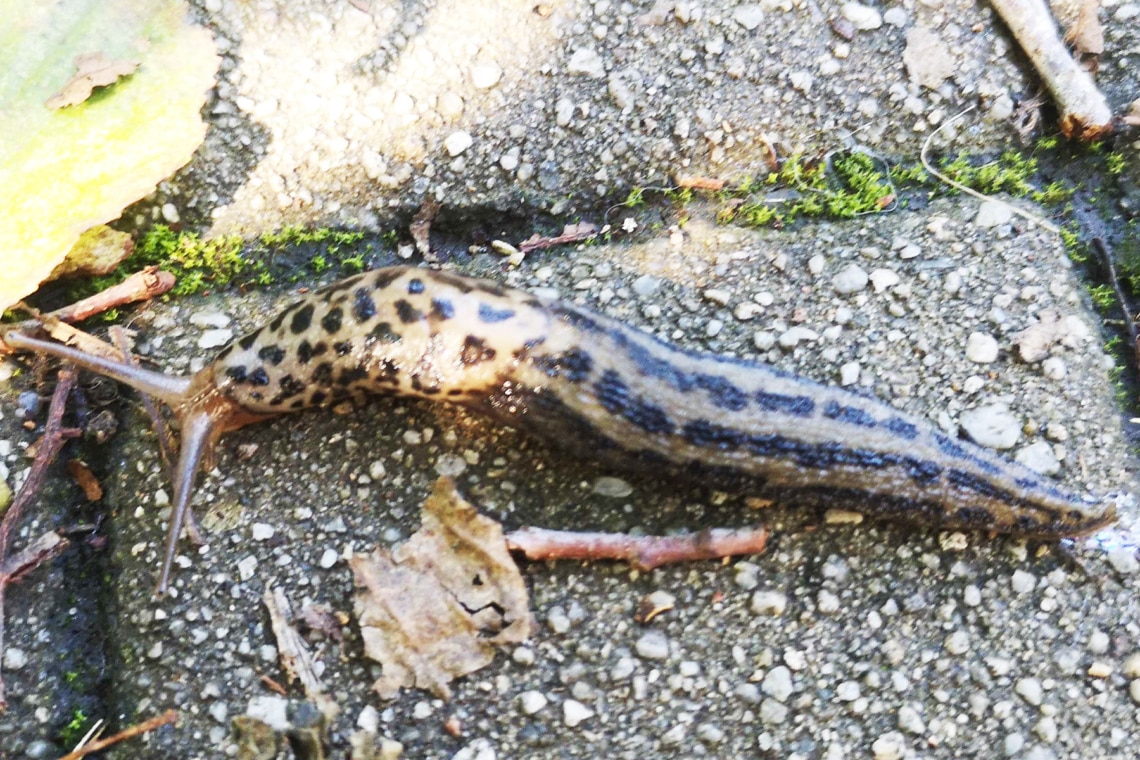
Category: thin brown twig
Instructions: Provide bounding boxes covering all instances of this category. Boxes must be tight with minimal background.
[506,525,770,570]
[56,709,179,760]
[0,369,81,708]
[1092,237,1140,373]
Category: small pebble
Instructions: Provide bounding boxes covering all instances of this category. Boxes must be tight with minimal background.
[751,590,788,616]
[975,200,1014,227]
[836,680,860,701]
[2,647,27,670]
[842,1,883,29]
[519,690,548,715]
[635,629,670,660]
[251,523,275,541]
[1015,677,1043,706]
[1011,570,1037,594]
[817,589,840,614]
[759,698,788,724]
[761,665,793,702]
[444,131,473,156]
[1014,441,1060,476]
[562,699,594,727]
[1107,549,1139,574]
[1123,652,1140,678]
[833,263,869,294]
[593,476,632,497]
[944,631,970,655]
[959,405,1020,449]
[547,606,571,634]
[1005,733,1025,756]
[778,326,819,348]
[898,704,925,734]
[869,269,899,293]
[198,328,234,349]
[871,731,906,760]
[839,361,861,386]
[318,549,338,569]
[965,332,999,363]
[1130,680,1140,705]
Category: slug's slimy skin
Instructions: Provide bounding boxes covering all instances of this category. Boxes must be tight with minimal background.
[3,266,1117,591]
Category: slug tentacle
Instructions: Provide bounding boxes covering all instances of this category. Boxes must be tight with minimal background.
[2,265,1117,591]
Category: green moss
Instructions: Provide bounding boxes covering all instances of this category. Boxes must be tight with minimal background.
[937,150,1038,196]
[1088,283,1117,310]
[622,187,646,208]
[1105,152,1126,176]
[60,709,89,746]
[1031,181,1075,206]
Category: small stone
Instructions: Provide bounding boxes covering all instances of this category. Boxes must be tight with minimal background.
[251,523,275,541]
[1123,652,1140,678]
[519,690,548,714]
[759,698,788,724]
[839,361,861,386]
[836,680,860,701]
[761,665,793,702]
[753,331,777,350]
[319,549,338,569]
[871,732,906,760]
[883,7,908,25]
[1088,661,1112,678]
[470,62,502,89]
[1005,733,1025,756]
[247,695,290,731]
[161,202,181,224]
[563,699,594,727]
[567,47,605,78]
[734,682,761,704]
[975,200,1014,227]
[732,4,765,29]
[1108,549,1139,574]
[1015,441,1060,476]
[778,326,820,349]
[434,453,467,477]
[944,631,970,655]
[842,2,883,29]
[369,460,387,480]
[593,476,633,497]
[1130,680,1140,704]
[696,723,725,744]
[869,269,899,293]
[2,647,27,670]
[198,328,234,349]
[752,590,788,616]
[635,629,670,660]
[189,310,232,328]
[817,589,840,614]
[704,288,732,305]
[959,405,1020,449]
[898,704,925,734]
[1041,357,1066,380]
[444,131,473,156]
[1011,570,1037,594]
[1034,716,1057,743]
[632,275,660,296]
[547,606,571,634]
[1087,629,1110,654]
[965,332,999,363]
[833,263,869,294]
[1015,677,1043,706]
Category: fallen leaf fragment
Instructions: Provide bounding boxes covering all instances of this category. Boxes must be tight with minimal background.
[518,222,599,253]
[263,586,340,720]
[351,478,534,700]
[902,25,955,90]
[675,175,726,191]
[66,459,103,501]
[46,51,140,109]
[410,197,441,259]
[1012,309,1068,363]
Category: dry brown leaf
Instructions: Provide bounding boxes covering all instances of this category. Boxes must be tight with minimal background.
[46,51,141,109]
[1012,309,1068,363]
[902,25,955,90]
[1065,0,1104,59]
[65,459,103,501]
[263,587,340,720]
[350,478,534,700]
[410,197,441,258]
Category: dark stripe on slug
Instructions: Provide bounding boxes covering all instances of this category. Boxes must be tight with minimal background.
[824,400,877,428]
[291,304,315,334]
[216,345,234,361]
[407,278,425,294]
[321,308,343,334]
[533,348,594,382]
[370,270,404,291]
[754,390,815,417]
[478,303,516,323]
[594,369,675,435]
[460,335,496,365]
[258,345,286,365]
[239,330,262,351]
[338,365,370,385]
[682,419,747,449]
[396,300,424,324]
[883,417,919,439]
[369,322,402,343]
[902,457,942,484]
[694,374,749,411]
[353,288,377,322]
[430,298,455,320]
[946,468,1017,502]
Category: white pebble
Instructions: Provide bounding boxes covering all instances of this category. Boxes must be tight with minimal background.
[433,453,467,477]
[965,332,999,363]
[563,699,594,727]
[753,331,777,351]
[470,62,502,89]
[944,630,970,655]
[898,704,925,734]
[635,630,670,660]
[161,202,181,224]
[318,549,338,569]
[444,131,473,157]
[817,589,840,614]
[836,680,860,701]
[519,690,548,715]
[1014,442,1060,476]
[839,361,861,386]
[842,1,883,29]
[1041,356,1066,380]
[761,665,793,702]
[959,405,1020,449]
[752,590,788,616]
[189,310,232,328]
[732,4,765,29]
[975,199,1014,227]
[1011,570,1037,594]
[3,648,27,670]
[251,523,275,541]
[871,731,906,760]
[198,328,234,349]
[566,47,606,78]
[1108,549,1139,575]
[593,476,632,497]
[778,326,820,349]
[833,263,869,294]
[1015,677,1043,706]
[369,460,387,480]
[869,269,899,293]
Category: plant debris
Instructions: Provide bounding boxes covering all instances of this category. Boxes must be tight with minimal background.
[506,524,770,569]
[263,587,339,720]
[350,478,534,700]
[45,51,140,109]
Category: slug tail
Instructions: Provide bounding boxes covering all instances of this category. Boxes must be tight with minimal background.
[3,332,192,406]
[157,410,216,594]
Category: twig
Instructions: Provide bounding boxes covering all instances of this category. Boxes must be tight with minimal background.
[1092,237,1140,373]
[0,369,81,708]
[56,709,179,760]
[1,268,176,356]
[989,0,1113,140]
[920,107,1060,234]
[506,525,770,570]
[518,223,600,254]
[0,531,68,580]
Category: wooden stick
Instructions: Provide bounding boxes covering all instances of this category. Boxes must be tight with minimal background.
[989,0,1113,140]
[506,525,769,570]
[56,709,178,759]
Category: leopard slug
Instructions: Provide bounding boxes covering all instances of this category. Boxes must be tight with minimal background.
[3,266,1116,591]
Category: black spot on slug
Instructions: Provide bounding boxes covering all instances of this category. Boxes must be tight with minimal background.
[311,341,329,357]
[430,298,455,320]
[460,335,496,365]
[533,348,593,382]
[478,303,515,323]
[279,375,305,398]
[694,374,749,411]
[594,369,675,435]
[225,366,248,382]
[297,341,314,364]
[946,468,1015,501]
[370,269,404,291]
[321,308,343,334]
[291,304,315,334]
[331,340,353,356]
[407,278,425,294]
[258,345,286,366]
[823,400,877,428]
[368,322,402,343]
[239,329,262,351]
[249,367,270,386]
[353,288,376,322]
[311,362,334,386]
[754,390,815,417]
[338,365,369,385]
[309,391,327,406]
[396,300,424,324]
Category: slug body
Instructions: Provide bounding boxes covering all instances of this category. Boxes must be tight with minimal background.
[4,266,1116,590]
